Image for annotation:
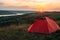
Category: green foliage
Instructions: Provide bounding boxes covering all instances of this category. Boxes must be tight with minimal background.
[0,12,60,40]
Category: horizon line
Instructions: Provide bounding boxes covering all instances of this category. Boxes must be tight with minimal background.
[0,9,60,12]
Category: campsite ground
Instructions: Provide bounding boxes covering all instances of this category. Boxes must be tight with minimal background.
[0,12,60,40]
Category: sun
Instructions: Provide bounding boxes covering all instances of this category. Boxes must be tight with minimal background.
[36,3,46,12]
[29,3,46,13]
[28,0,47,12]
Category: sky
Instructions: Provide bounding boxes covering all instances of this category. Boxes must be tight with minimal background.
[0,0,60,11]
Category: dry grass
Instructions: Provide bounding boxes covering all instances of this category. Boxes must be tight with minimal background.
[0,12,60,40]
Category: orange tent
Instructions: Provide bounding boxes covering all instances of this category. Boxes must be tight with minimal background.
[28,17,60,34]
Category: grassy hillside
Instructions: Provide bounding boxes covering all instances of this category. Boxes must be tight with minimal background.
[0,12,60,40]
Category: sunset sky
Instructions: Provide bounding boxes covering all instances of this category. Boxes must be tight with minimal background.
[0,0,60,11]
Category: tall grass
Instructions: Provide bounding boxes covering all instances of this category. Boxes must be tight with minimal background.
[0,12,60,40]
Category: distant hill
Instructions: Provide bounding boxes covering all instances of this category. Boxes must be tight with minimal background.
[0,10,36,15]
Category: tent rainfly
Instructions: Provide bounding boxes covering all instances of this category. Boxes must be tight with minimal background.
[28,17,60,34]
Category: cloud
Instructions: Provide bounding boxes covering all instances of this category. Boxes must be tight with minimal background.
[0,0,60,10]
[0,2,4,6]
[0,3,3,5]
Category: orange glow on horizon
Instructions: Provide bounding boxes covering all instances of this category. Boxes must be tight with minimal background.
[29,3,46,11]
[35,3,46,13]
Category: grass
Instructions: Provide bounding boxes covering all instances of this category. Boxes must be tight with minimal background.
[0,12,60,40]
